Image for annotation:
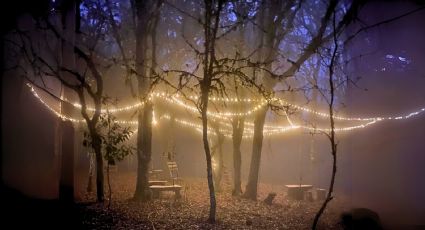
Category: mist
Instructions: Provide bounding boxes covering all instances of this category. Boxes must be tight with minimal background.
[1,0,425,229]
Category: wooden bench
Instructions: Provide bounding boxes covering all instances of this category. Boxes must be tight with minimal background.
[150,185,182,199]
[285,184,313,200]
[149,180,167,186]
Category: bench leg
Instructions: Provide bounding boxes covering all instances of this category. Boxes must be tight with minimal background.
[152,190,160,199]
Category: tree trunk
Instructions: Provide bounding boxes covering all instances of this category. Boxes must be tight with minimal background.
[200,0,223,223]
[312,21,338,229]
[134,102,153,201]
[77,84,104,202]
[90,129,104,202]
[86,149,94,192]
[133,0,154,201]
[244,106,267,200]
[87,166,93,192]
[232,117,244,196]
[107,162,112,208]
[59,120,75,201]
[58,0,77,202]
[201,89,216,223]
[94,146,104,202]
[212,127,224,191]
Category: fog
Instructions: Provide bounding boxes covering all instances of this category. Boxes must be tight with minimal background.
[1,0,425,228]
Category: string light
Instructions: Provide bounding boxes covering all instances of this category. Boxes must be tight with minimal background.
[161,114,233,136]
[26,83,85,123]
[273,98,424,122]
[61,96,144,113]
[30,81,424,122]
[284,113,379,133]
[26,83,140,125]
[27,83,425,138]
[27,83,236,137]
[59,92,260,114]
[55,89,425,122]
[163,95,268,118]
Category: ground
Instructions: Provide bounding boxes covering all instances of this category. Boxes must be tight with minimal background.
[1,171,349,229]
[77,172,347,229]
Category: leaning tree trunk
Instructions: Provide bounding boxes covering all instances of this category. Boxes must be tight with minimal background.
[244,106,267,200]
[231,117,244,196]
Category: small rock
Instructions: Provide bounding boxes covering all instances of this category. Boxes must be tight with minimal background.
[264,192,277,205]
[246,218,252,226]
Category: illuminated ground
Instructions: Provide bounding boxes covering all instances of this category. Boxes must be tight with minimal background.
[77,172,347,229]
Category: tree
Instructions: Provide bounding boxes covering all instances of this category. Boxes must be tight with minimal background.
[311,14,339,228]
[199,0,225,222]
[229,0,250,196]
[132,0,163,201]
[309,2,425,228]
[104,0,162,201]
[57,0,78,203]
[243,0,365,200]
[84,100,134,207]
[0,0,52,190]
[166,0,232,222]
[244,0,301,200]
[164,0,230,222]
[231,113,244,195]
[8,0,122,202]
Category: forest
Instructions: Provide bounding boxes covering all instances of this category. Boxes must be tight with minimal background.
[1,0,425,229]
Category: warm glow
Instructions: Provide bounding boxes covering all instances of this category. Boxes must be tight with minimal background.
[26,83,425,138]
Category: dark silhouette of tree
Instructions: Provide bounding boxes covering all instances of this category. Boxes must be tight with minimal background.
[243,0,367,201]
[7,0,125,202]
[133,0,163,201]
[199,0,225,222]
[83,101,134,207]
[104,0,163,201]
[311,11,339,230]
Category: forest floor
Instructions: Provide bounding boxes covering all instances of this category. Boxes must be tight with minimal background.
[77,172,349,230]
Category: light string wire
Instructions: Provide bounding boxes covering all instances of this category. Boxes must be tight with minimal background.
[27,83,425,138]
[55,84,425,122]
